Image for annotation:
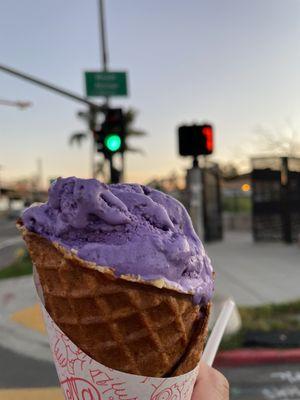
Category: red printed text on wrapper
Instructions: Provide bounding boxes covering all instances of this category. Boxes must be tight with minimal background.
[43,307,198,400]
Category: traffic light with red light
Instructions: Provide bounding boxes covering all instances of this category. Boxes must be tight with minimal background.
[95,108,126,157]
[202,124,213,154]
[178,124,214,156]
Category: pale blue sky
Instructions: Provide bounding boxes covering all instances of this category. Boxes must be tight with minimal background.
[1,0,300,185]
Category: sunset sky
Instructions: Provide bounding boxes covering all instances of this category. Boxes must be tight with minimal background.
[1,0,300,186]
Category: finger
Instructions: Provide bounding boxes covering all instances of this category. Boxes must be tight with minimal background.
[191,362,229,400]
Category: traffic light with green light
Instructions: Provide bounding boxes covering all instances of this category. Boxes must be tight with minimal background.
[104,133,122,152]
[95,108,126,157]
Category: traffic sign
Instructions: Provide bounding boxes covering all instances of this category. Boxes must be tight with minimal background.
[85,71,128,97]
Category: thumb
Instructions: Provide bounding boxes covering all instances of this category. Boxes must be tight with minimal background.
[191,361,229,400]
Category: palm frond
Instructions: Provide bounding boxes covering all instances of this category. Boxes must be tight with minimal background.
[126,128,146,138]
[69,132,88,146]
[124,144,145,155]
[95,160,106,175]
[124,109,137,126]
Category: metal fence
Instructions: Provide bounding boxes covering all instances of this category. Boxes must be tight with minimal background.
[251,157,300,243]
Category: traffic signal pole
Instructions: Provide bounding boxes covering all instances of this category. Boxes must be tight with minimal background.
[98,0,123,184]
[186,157,203,237]
[97,0,126,183]
[99,0,108,73]
[0,64,101,110]
[178,123,214,239]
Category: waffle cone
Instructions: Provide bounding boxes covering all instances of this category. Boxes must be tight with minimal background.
[18,223,210,377]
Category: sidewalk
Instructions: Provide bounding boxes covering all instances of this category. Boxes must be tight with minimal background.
[206,231,300,306]
[0,276,51,362]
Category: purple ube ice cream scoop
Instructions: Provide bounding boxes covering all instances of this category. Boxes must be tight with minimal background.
[22,177,214,304]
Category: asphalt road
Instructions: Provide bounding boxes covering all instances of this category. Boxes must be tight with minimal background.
[0,345,58,389]
[222,363,300,400]
[0,218,24,269]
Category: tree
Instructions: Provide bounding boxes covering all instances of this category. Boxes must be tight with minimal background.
[219,162,239,179]
[69,131,88,147]
[69,108,146,152]
[253,122,300,157]
[69,108,146,180]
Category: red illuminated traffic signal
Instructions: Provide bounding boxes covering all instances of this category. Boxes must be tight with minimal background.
[178,124,214,156]
[202,124,213,153]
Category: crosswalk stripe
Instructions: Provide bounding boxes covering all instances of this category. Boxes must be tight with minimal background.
[10,303,46,334]
[0,388,63,399]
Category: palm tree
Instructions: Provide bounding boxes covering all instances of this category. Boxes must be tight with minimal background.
[69,108,146,151]
[69,108,146,180]
[69,131,88,147]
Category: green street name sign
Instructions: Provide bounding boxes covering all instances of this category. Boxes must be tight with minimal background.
[85,71,128,97]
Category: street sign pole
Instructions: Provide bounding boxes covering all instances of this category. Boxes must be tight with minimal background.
[98,0,124,184]
[98,0,110,108]
[99,0,108,73]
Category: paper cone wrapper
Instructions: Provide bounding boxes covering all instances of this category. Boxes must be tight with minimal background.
[42,304,199,400]
[34,269,199,399]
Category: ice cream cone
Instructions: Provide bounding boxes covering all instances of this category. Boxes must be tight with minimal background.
[19,223,210,377]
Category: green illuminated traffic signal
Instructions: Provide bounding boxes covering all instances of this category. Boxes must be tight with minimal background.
[94,108,125,157]
[104,134,122,152]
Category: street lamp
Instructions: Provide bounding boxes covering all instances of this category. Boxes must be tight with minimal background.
[0,99,32,109]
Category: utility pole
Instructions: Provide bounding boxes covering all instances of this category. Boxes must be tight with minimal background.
[91,0,110,179]
[99,0,108,73]
[78,0,111,179]
[98,0,116,183]
[87,0,109,179]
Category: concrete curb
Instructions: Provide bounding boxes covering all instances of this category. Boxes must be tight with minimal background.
[215,348,300,367]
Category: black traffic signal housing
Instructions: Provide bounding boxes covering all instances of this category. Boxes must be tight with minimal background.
[95,108,126,157]
[178,124,214,156]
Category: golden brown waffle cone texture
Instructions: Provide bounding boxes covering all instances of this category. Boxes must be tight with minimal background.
[19,224,210,377]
